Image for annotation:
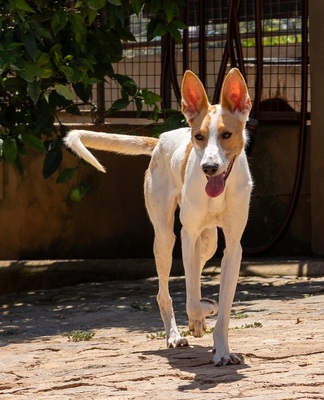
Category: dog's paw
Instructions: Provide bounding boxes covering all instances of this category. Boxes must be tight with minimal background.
[167,336,189,348]
[200,298,218,316]
[189,317,207,338]
[212,350,243,366]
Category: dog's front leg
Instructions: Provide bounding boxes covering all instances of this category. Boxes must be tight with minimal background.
[181,228,208,338]
[213,240,242,366]
[153,229,188,349]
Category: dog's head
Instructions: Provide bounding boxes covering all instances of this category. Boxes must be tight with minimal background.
[181,68,251,197]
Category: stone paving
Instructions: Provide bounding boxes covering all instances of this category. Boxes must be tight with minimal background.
[0,273,323,399]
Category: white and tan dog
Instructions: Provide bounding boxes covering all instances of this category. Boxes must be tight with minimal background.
[64,68,252,366]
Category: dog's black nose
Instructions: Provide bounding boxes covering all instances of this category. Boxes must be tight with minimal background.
[202,163,219,176]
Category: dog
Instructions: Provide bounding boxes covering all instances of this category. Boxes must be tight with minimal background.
[64,68,252,366]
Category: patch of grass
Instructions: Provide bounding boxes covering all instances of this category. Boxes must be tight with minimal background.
[242,322,263,329]
[232,312,249,319]
[146,331,166,340]
[233,321,263,330]
[63,330,95,342]
[147,327,215,340]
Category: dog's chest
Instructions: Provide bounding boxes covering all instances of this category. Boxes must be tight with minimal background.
[180,193,226,231]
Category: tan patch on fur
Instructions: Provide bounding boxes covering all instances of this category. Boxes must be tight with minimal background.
[190,109,214,148]
[217,113,246,159]
[144,137,159,152]
[181,141,193,182]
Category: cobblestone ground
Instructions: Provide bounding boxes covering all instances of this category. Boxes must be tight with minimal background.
[0,274,323,399]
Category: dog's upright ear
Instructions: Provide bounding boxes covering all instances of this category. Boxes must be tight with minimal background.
[181,70,210,123]
[221,68,251,116]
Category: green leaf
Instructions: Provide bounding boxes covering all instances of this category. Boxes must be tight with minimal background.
[16,0,35,12]
[153,23,168,38]
[3,138,18,163]
[27,81,41,105]
[108,0,122,5]
[148,104,160,122]
[167,21,182,43]
[60,65,75,81]
[43,140,63,179]
[21,133,46,152]
[147,19,158,41]
[29,18,52,39]
[51,11,68,36]
[56,168,75,183]
[153,111,186,135]
[55,84,75,101]
[163,0,175,22]
[110,97,130,111]
[21,32,37,61]
[170,20,187,30]
[114,74,137,96]
[37,52,50,66]
[69,13,87,47]
[131,0,144,15]
[149,0,162,14]
[66,104,82,115]
[88,9,98,25]
[73,82,92,103]
[141,88,162,105]
[16,62,42,82]
[88,0,106,10]
[108,3,126,28]
[39,68,53,79]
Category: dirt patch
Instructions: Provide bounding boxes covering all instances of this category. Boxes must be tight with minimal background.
[0,274,323,399]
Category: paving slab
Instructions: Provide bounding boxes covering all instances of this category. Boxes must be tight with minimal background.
[0,272,323,399]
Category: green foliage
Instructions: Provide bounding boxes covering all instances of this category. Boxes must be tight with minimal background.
[63,330,95,342]
[0,0,186,181]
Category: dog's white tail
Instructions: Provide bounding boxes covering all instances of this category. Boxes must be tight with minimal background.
[64,129,159,172]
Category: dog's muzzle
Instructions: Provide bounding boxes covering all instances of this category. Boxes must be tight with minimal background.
[202,163,219,177]
[204,158,235,198]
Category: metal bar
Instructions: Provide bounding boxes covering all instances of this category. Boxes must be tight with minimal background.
[198,0,206,84]
[182,0,190,74]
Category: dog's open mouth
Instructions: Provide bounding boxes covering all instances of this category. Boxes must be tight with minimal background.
[205,158,235,198]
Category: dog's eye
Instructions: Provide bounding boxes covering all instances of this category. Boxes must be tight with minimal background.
[195,133,204,141]
[221,132,232,139]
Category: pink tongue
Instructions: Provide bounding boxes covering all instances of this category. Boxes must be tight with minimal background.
[205,174,225,198]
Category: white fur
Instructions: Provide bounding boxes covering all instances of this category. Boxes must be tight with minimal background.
[64,68,252,366]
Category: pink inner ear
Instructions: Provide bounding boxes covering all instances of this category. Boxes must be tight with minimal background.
[229,81,245,111]
[185,87,202,113]
[222,70,250,114]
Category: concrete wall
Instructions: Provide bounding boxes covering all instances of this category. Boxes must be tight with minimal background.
[0,122,311,260]
[244,124,311,255]
[0,125,154,260]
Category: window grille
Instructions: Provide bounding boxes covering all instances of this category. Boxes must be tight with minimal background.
[95,0,310,122]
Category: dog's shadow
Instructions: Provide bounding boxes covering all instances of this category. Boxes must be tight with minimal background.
[139,345,248,391]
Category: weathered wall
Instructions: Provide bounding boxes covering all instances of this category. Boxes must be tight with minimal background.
[243,124,311,255]
[0,125,154,260]
[0,123,311,260]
